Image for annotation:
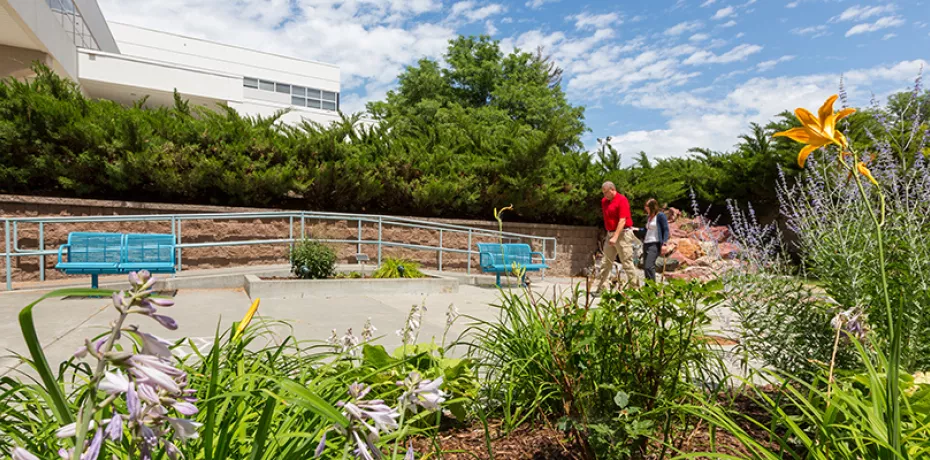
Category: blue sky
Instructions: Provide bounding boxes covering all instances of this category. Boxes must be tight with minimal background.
[99,0,929,164]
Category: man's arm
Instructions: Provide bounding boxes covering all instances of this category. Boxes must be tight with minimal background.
[610,218,625,244]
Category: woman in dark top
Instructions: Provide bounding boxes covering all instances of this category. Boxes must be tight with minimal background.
[641,198,669,282]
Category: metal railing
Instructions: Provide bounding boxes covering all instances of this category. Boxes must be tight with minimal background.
[1,211,558,291]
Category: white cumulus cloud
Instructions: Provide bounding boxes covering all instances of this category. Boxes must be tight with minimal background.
[834,4,896,22]
[665,20,704,36]
[573,12,623,30]
[525,0,559,9]
[712,6,735,19]
[846,16,905,36]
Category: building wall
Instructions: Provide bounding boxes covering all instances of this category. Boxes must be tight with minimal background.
[0,196,601,285]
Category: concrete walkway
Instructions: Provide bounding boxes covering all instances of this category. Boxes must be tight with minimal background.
[0,266,583,377]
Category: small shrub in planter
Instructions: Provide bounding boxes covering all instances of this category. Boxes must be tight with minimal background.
[373,258,426,279]
[290,239,336,279]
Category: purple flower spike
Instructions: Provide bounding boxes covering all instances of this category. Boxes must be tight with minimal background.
[112,291,126,309]
[173,401,199,416]
[147,297,175,308]
[405,442,416,460]
[129,271,142,287]
[127,383,141,420]
[12,448,40,460]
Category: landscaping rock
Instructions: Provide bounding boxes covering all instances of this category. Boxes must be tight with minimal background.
[665,267,716,282]
[666,207,682,223]
[668,251,695,268]
[676,238,705,260]
[718,242,740,260]
[662,240,678,257]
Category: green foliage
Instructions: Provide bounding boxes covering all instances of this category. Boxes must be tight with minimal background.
[290,239,336,279]
[466,280,724,459]
[373,258,426,279]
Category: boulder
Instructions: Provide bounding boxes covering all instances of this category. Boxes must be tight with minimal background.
[661,240,678,257]
[696,226,731,243]
[718,242,740,260]
[657,257,680,272]
[676,238,705,260]
[666,207,682,223]
[668,251,695,268]
[693,255,717,267]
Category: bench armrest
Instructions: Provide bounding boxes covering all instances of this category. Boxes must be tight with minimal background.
[57,244,70,263]
[479,252,494,268]
[530,252,547,264]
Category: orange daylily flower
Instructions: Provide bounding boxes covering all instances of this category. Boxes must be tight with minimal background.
[774,95,856,167]
[857,162,879,186]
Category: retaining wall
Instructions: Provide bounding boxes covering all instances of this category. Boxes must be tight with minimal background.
[0,195,601,284]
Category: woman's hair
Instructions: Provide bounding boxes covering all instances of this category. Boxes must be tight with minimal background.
[645,198,661,217]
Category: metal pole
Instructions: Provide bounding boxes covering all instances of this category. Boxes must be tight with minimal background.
[300,213,306,239]
[289,216,294,252]
[39,222,45,281]
[357,220,362,255]
[467,230,472,275]
[377,217,382,266]
[5,220,11,291]
[438,229,443,271]
[177,219,182,273]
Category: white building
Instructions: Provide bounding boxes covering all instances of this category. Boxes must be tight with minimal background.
[1,0,343,126]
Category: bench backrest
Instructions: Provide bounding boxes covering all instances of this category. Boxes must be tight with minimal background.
[66,232,123,263]
[124,234,176,264]
[476,243,533,267]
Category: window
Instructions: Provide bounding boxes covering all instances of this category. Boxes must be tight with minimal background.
[243,77,339,111]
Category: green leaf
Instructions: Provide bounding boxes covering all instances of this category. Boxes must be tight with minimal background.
[614,391,630,409]
[249,394,277,460]
[276,379,349,427]
[18,288,114,425]
[362,344,396,369]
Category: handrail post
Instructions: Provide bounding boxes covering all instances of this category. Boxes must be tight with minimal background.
[467,230,472,275]
[177,218,182,274]
[300,213,306,239]
[39,222,45,281]
[357,220,362,255]
[289,216,294,253]
[377,216,382,267]
[5,220,11,291]
[438,229,443,271]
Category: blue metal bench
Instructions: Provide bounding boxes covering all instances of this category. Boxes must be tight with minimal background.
[476,243,548,286]
[56,232,176,288]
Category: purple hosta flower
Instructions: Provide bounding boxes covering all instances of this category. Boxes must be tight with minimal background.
[342,328,360,354]
[405,442,416,460]
[134,329,174,359]
[106,414,124,441]
[324,382,401,459]
[12,447,40,460]
[74,336,108,359]
[83,428,105,460]
[167,417,202,440]
[445,304,459,327]
[361,318,377,342]
[129,270,156,291]
[99,370,131,394]
[396,304,426,346]
[831,308,867,340]
[328,329,340,350]
[398,372,447,413]
[314,430,328,457]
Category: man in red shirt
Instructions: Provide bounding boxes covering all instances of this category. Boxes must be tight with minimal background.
[595,181,640,292]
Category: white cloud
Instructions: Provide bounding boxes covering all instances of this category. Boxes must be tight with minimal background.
[700,0,717,7]
[720,20,738,27]
[712,6,736,19]
[792,24,829,37]
[755,55,795,72]
[846,16,905,36]
[683,43,762,65]
[786,1,799,7]
[665,20,704,36]
[573,12,622,30]
[834,4,896,22]
[450,1,506,22]
[882,32,897,40]
[735,32,745,38]
[486,20,498,35]
[689,33,711,41]
[525,0,558,9]
[609,59,928,161]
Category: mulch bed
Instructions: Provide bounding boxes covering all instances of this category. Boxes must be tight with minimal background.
[411,389,789,459]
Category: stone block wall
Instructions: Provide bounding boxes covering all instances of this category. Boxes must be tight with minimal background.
[0,195,601,283]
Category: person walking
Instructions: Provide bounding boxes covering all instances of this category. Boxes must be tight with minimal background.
[641,198,670,282]
[594,181,639,293]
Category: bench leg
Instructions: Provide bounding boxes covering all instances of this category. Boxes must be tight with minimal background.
[91,274,99,289]
[496,273,501,287]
